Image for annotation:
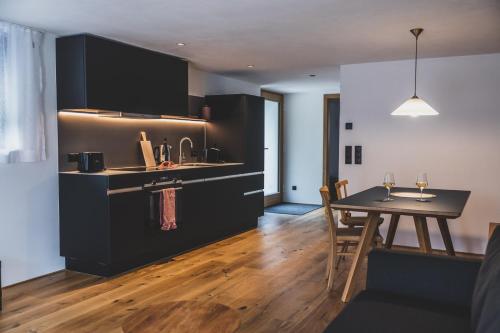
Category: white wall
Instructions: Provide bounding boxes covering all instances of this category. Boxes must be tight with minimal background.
[0,33,64,287]
[188,65,208,97]
[188,64,260,96]
[283,89,338,204]
[340,53,500,254]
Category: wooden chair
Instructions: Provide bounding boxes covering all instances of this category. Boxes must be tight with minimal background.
[335,180,384,244]
[320,186,366,291]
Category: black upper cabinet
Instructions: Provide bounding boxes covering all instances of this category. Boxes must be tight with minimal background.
[206,94,264,172]
[56,34,188,116]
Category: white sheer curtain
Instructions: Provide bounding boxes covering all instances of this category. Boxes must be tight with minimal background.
[0,21,46,163]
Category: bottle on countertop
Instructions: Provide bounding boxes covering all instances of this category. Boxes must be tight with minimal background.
[153,145,164,164]
[163,138,172,162]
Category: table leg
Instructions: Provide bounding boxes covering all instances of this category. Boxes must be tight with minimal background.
[385,214,400,249]
[437,218,455,256]
[413,216,432,254]
[341,212,381,303]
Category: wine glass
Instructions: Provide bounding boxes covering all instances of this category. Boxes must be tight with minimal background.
[416,173,429,202]
[382,172,395,201]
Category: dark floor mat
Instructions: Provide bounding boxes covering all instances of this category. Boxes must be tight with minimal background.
[265,203,322,215]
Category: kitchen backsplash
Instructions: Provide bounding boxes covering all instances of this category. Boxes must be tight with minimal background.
[58,97,207,171]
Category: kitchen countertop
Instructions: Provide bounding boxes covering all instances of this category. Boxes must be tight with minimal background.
[59,162,245,176]
[59,162,260,189]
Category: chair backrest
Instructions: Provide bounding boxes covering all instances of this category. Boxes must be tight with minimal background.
[334,179,348,200]
[334,180,351,222]
[320,186,338,236]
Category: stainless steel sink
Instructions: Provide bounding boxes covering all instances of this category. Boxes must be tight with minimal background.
[109,166,161,172]
[179,162,219,167]
[109,162,236,172]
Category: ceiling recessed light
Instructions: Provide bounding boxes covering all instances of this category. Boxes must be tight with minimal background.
[176,42,186,46]
[309,74,316,77]
[247,64,254,68]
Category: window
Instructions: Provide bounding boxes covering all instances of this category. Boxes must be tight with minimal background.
[0,30,6,151]
[0,21,45,163]
[264,99,280,195]
[261,90,284,207]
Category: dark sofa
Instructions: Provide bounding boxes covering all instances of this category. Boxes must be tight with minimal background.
[325,227,500,333]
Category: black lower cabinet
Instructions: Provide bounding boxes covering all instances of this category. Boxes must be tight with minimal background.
[175,181,212,250]
[109,191,147,262]
[208,177,241,237]
[60,172,263,276]
[207,175,262,238]
[244,191,264,227]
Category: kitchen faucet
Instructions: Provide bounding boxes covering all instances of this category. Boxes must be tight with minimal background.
[179,137,193,164]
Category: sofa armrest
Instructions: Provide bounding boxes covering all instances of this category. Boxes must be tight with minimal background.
[367,249,482,308]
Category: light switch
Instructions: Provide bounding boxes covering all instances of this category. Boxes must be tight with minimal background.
[355,146,362,164]
[345,146,352,164]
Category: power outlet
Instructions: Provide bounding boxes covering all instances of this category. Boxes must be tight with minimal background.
[292,186,297,191]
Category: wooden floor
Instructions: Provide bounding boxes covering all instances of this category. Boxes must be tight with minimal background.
[0,210,482,332]
[0,209,363,333]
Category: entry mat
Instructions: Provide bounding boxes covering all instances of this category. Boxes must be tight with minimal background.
[265,203,322,215]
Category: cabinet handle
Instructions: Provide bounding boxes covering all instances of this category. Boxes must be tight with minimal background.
[243,190,263,196]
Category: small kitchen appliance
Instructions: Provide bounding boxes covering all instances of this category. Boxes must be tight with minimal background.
[68,152,105,172]
[206,147,222,163]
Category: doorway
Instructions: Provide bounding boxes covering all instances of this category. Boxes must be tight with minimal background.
[261,90,284,207]
[323,94,340,201]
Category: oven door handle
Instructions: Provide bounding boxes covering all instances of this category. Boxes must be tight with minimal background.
[148,187,183,194]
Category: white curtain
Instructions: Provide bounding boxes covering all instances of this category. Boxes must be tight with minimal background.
[0,21,46,163]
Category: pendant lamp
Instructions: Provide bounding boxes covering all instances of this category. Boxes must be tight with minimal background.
[391,28,439,117]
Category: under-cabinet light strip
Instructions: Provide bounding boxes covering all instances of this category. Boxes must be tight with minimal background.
[58,110,207,124]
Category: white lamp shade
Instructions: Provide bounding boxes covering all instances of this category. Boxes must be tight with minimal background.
[391,96,439,117]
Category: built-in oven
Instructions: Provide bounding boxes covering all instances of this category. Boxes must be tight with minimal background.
[106,176,185,257]
[143,178,183,232]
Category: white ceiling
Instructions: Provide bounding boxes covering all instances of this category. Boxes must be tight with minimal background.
[1,0,499,93]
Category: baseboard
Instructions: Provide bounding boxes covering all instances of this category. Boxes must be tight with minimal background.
[2,269,67,290]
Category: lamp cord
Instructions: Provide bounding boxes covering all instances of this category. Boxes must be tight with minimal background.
[414,34,418,97]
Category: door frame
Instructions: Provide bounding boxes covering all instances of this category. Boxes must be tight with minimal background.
[323,94,340,191]
[261,90,284,207]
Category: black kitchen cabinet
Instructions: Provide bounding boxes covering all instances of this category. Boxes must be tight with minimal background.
[163,181,209,252]
[109,191,147,262]
[207,177,242,237]
[56,34,188,116]
[206,94,264,172]
[244,95,265,173]
[59,174,110,266]
[59,168,263,277]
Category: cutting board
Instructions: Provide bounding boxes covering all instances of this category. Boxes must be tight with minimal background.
[139,132,156,168]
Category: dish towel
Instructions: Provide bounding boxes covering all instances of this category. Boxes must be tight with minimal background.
[159,188,177,231]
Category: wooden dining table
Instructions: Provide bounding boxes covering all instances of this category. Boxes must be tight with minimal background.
[331,186,470,303]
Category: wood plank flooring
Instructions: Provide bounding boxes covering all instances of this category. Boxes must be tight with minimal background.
[0,210,363,333]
